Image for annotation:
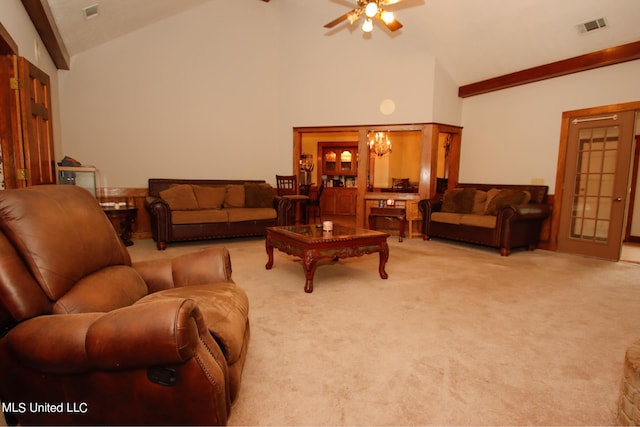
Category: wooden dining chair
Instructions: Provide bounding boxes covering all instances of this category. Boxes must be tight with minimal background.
[276,175,298,196]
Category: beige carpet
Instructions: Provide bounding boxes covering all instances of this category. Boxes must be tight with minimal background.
[126,236,640,426]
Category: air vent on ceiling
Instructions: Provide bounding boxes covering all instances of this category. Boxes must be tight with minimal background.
[577,17,607,33]
[83,4,99,20]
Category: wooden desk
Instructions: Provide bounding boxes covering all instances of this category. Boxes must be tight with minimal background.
[364,193,422,239]
[368,207,406,242]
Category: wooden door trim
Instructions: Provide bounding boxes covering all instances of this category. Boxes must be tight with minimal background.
[550,101,640,251]
[626,136,640,243]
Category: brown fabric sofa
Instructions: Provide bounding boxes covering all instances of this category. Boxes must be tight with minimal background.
[419,183,551,256]
[146,178,294,250]
[0,185,249,425]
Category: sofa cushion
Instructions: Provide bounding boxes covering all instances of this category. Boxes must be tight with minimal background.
[159,184,199,210]
[172,209,229,225]
[484,189,532,215]
[472,190,488,215]
[460,214,497,229]
[431,212,464,225]
[224,185,245,208]
[226,208,277,223]
[193,185,226,209]
[245,183,274,208]
[441,188,476,213]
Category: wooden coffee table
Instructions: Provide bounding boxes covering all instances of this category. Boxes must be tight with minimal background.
[265,224,390,293]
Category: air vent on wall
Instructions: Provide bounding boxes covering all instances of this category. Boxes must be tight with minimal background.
[577,17,607,33]
[83,4,99,20]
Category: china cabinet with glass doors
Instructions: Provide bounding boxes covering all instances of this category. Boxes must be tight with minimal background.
[319,142,358,215]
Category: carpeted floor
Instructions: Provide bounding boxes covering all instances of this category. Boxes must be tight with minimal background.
[126,235,640,426]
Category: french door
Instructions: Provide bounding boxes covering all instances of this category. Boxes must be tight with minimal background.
[557,110,636,260]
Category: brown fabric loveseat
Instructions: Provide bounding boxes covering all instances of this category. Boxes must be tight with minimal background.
[0,185,249,425]
[146,178,294,250]
[419,183,551,256]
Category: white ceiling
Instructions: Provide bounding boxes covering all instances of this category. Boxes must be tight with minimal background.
[45,0,640,86]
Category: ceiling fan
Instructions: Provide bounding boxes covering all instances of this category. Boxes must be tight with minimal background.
[324,0,404,33]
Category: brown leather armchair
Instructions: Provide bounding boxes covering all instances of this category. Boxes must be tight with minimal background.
[0,185,249,425]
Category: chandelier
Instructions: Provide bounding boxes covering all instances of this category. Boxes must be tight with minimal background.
[368,131,392,157]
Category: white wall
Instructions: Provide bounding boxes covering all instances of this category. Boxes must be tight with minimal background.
[459,60,640,190]
[0,0,62,160]
[58,0,448,188]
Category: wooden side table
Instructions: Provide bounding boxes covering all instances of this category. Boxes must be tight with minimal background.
[368,207,406,242]
[103,207,137,246]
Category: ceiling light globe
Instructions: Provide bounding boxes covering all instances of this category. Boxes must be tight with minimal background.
[365,2,378,18]
[381,11,395,24]
[362,18,374,32]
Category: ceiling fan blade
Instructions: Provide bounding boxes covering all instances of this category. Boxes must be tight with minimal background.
[381,16,403,31]
[261,0,270,2]
[324,10,356,29]
[382,0,404,4]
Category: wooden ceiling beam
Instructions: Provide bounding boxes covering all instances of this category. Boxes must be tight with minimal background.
[458,40,640,98]
[20,0,70,70]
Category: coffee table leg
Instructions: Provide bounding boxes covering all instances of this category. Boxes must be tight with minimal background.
[378,242,389,279]
[302,251,319,293]
[265,237,274,269]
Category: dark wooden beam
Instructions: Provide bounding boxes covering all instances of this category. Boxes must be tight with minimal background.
[20,0,70,70]
[458,40,640,98]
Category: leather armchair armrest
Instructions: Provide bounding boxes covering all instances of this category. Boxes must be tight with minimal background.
[4,299,204,374]
[274,196,295,226]
[133,247,233,293]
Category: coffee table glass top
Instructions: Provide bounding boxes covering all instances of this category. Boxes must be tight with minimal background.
[269,224,387,242]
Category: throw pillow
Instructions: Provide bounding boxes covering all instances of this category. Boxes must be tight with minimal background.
[472,190,488,215]
[484,189,532,215]
[441,188,476,213]
[159,184,199,210]
[224,184,245,208]
[192,185,226,209]
[245,183,274,208]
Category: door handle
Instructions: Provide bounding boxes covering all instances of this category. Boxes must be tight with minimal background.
[614,197,623,202]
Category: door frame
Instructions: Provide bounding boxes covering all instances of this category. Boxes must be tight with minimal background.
[551,100,640,252]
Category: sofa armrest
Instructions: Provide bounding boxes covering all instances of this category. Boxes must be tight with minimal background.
[274,196,295,226]
[145,196,171,249]
[133,247,233,293]
[418,199,442,239]
[418,199,442,217]
[500,203,551,221]
[3,299,204,374]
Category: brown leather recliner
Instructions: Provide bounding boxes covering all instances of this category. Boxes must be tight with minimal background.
[0,185,250,425]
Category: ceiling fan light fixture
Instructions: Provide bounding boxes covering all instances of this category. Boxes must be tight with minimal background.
[364,2,379,18]
[380,10,395,24]
[362,18,374,32]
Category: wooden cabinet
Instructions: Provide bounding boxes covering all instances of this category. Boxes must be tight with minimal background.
[322,146,357,177]
[321,188,357,216]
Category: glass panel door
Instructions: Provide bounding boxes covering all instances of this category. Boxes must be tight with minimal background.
[558,110,635,260]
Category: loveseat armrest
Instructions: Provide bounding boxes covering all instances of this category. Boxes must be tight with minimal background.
[501,203,551,221]
[418,199,442,239]
[2,299,207,374]
[274,196,295,226]
[145,196,172,249]
[133,247,233,293]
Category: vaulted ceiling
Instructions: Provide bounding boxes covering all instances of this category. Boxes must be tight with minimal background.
[27,0,640,93]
